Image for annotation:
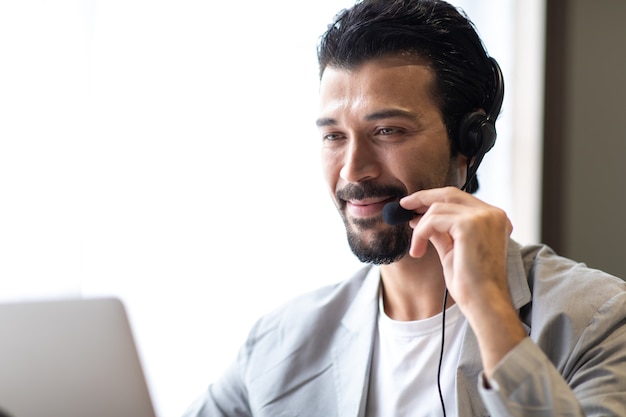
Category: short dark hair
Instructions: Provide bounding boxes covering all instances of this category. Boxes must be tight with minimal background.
[317,0,499,191]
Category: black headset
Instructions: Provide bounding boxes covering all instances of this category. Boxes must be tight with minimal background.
[457,57,504,193]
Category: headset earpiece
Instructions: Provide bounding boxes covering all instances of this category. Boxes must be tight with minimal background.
[457,111,496,159]
[457,57,504,192]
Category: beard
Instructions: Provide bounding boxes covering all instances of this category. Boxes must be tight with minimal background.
[336,182,412,265]
[346,219,412,264]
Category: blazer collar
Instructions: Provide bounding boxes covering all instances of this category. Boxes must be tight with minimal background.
[332,265,380,417]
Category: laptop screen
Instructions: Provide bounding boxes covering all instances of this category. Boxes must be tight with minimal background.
[0,297,156,417]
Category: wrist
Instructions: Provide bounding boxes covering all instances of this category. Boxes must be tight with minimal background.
[464,298,527,377]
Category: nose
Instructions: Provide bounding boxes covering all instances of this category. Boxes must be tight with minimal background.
[339,136,381,183]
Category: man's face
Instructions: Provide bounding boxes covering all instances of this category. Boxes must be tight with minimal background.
[317,55,465,264]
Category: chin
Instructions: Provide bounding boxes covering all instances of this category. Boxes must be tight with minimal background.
[345,221,410,265]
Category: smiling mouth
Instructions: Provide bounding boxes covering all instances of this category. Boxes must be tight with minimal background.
[345,197,397,218]
[336,183,407,219]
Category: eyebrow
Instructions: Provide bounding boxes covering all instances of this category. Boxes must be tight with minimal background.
[365,109,420,122]
[315,117,337,128]
[315,108,420,128]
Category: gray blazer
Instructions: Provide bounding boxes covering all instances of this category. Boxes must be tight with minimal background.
[184,241,626,416]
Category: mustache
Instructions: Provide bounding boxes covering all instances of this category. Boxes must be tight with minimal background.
[336,183,407,203]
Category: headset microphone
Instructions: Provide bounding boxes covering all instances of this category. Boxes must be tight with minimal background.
[382,174,471,224]
[382,202,414,225]
[382,168,475,225]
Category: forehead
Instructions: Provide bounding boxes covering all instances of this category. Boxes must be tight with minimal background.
[318,55,440,117]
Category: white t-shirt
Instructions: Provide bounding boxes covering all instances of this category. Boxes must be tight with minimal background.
[365,291,467,417]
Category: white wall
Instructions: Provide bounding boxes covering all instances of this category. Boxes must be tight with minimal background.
[0,1,543,416]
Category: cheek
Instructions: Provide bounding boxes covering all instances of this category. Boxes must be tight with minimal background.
[392,145,452,189]
[389,144,425,173]
[320,148,341,190]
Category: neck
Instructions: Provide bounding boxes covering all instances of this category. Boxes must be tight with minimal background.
[379,244,454,321]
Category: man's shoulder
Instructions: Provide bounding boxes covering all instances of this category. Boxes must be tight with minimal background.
[254,264,375,333]
[518,243,626,348]
[239,264,378,383]
[520,242,626,298]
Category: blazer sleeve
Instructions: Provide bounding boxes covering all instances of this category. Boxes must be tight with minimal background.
[479,291,626,416]
[182,328,255,417]
[182,366,251,417]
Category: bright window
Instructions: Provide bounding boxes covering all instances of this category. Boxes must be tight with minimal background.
[0,1,543,416]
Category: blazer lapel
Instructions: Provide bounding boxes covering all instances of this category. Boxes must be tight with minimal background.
[456,327,490,416]
[332,265,380,417]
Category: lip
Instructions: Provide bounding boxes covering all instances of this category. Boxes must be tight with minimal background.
[345,197,396,218]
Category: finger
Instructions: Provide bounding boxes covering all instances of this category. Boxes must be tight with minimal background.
[410,227,454,262]
[400,186,480,212]
[408,210,460,258]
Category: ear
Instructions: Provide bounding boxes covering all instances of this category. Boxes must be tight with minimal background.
[455,151,470,188]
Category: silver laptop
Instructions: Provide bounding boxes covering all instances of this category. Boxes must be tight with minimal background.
[0,297,156,417]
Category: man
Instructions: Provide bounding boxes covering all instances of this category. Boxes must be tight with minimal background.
[184,1,626,415]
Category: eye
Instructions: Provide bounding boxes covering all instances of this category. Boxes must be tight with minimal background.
[376,127,403,136]
[321,132,346,142]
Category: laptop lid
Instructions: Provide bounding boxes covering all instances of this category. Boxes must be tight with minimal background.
[0,297,156,417]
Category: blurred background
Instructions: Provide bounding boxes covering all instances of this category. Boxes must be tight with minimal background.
[1,1,624,416]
